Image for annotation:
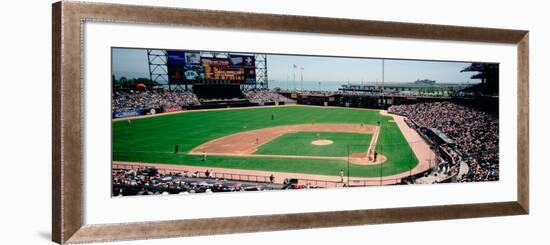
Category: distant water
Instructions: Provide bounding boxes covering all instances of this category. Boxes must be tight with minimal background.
[269,80,350,91]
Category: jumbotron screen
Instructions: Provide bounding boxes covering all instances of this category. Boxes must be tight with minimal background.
[167,51,256,84]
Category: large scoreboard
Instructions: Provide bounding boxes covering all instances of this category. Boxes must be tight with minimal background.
[167,51,256,85]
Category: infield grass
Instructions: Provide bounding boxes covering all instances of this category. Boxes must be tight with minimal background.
[112,105,418,177]
[254,132,372,157]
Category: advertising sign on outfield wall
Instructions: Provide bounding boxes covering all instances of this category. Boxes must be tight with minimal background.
[113,109,143,118]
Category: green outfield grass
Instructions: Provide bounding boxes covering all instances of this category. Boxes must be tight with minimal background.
[112,106,418,177]
[254,132,372,157]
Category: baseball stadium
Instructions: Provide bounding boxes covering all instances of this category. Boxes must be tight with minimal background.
[111,48,499,196]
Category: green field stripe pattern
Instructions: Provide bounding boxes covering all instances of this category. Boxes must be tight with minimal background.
[112,106,418,177]
[254,132,372,157]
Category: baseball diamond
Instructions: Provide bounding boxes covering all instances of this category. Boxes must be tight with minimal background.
[113,105,426,179]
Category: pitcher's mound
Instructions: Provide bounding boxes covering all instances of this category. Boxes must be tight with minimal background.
[311,140,333,146]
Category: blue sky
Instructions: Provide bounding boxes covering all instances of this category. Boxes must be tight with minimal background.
[112,48,150,79]
[112,48,480,84]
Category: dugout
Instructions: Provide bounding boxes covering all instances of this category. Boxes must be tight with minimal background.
[426,128,455,146]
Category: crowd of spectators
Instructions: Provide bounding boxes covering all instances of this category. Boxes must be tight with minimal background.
[112,89,299,112]
[243,90,295,103]
[112,166,281,196]
[390,102,499,182]
[112,90,200,112]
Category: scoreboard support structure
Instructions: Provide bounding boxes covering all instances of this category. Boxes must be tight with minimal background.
[255,53,269,90]
[147,49,172,90]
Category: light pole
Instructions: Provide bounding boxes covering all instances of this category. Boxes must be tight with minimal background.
[381,59,385,94]
[300,66,304,91]
[293,64,297,91]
